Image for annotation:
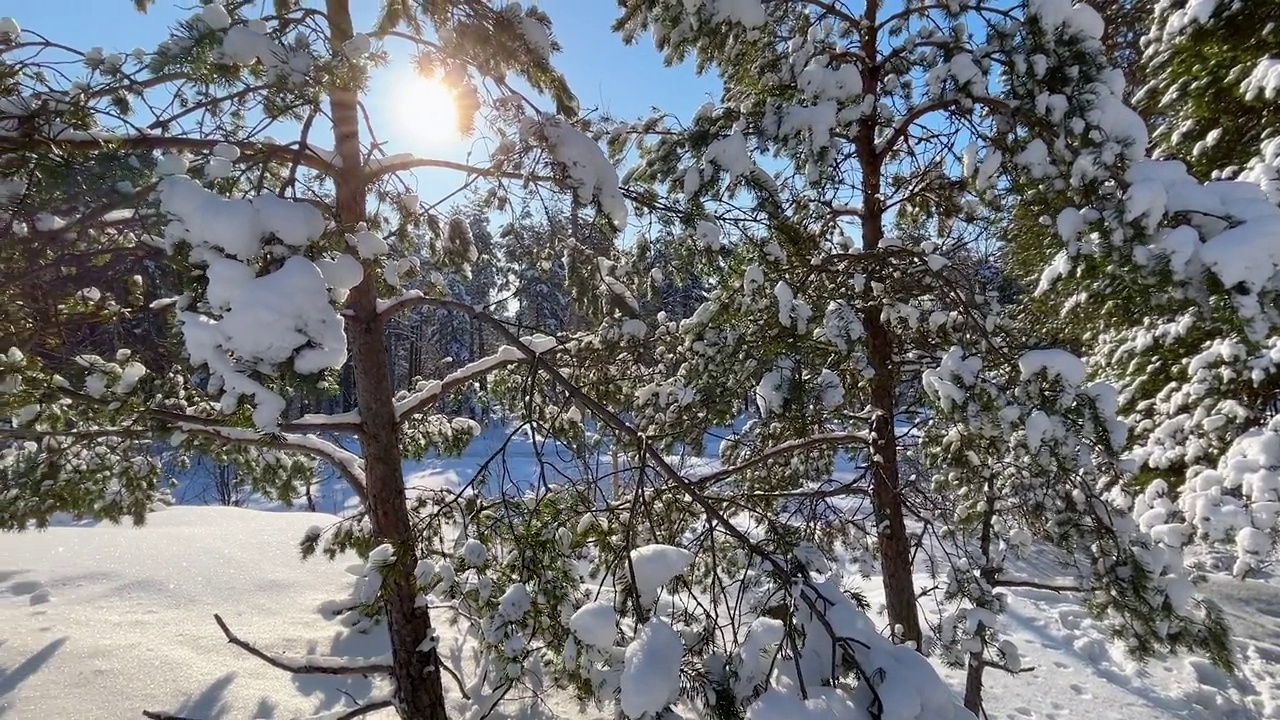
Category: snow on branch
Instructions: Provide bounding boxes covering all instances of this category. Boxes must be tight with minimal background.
[361,153,541,183]
[211,613,392,676]
[378,292,561,422]
[394,335,559,422]
[178,424,367,502]
[375,289,431,317]
[290,409,362,430]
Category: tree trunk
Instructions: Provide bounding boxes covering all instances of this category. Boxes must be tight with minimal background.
[864,311,924,651]
[963,652,985,714]
[325,2,448,717]
[964,494,999,713]
[854,0,923,648]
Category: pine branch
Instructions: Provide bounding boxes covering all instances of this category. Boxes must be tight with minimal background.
[0,135,339,176]
[982,659,1037,674]
[694,432,872,486]
[212,614,392,676]
[179,426,369,505]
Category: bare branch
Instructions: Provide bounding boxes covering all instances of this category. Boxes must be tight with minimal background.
[211,613,392,676]
[694,432,872,485]
[992,577,1083,593]
[325,699,397,719]
[439,661,472,701]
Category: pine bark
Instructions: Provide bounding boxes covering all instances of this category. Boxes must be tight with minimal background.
[855,0,924,651]
[326,2,448,717]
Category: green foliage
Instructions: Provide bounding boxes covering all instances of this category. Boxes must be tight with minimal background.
[1139,0,1280,178]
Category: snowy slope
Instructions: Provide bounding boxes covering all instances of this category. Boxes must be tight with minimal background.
[3,482,1280,719]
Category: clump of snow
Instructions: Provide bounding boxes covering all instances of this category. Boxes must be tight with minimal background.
[197,257,346,375]
[629,544,694,602]
[754,357,795,417]
[693,0,767,27]
[156,153,188,176]
[620,618,684,718]
[461,538,488,567]
[569,601,617,647]
[159,175,327,258]
[348,225,389,259]
[529,117,628,228]
[0,17,20,40]
[157,176,351,430]
[200,3,232,30]
[509,6,551,58]
[212,142,240,161]
[695,220,722,250]
[1019,348,1087,386]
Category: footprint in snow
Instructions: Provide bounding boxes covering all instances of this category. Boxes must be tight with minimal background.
[5,578,52,605]
[1069,682,1092,698]
[1011,706,1034,717]
[5,579,44,597]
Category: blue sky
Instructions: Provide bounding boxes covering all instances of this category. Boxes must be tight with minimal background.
[17,1,718,116]
[17,1,720,212]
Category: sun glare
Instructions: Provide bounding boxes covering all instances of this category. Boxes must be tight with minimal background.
[390,73,460,145]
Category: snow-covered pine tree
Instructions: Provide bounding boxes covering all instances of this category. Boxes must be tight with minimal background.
[500,208,572,335]
[632,229,710,326]
[1137,0,1280,181]
[606,0,1075,650]
[1004,0,1280,581]
[529,0,1234,713]
[0,3,629,717]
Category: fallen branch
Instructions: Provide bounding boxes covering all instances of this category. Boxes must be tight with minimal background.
[322,699,396,719]
[992,577,1083,593]
[141,712,199,720]
[212,613,393,676]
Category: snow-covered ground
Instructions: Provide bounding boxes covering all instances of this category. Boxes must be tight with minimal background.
[3,435,1280,719]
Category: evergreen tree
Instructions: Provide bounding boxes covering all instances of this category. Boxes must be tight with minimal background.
[0,3,619,717]
[1009,0,1280,583]
[568,0,1233,712]
[1137,0,1280,181]
[500,210,571,335]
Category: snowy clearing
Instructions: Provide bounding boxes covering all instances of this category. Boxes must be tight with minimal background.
[1,500,1278,719]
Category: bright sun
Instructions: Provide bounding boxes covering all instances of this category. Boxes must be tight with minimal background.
[390,74,459,145]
